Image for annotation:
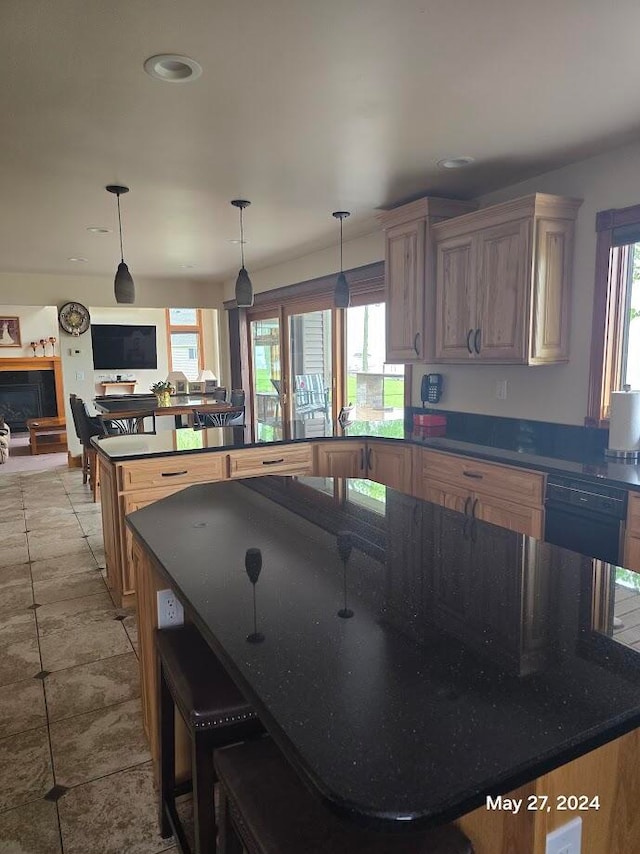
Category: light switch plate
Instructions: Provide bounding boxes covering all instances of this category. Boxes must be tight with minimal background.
[545,816,582,854]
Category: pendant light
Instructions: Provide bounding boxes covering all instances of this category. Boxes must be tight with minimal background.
[333,211,351,308]
[106,185,135,304]
[231,199,254,308]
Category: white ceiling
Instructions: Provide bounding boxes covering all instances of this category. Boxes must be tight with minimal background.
[2,0,640,283]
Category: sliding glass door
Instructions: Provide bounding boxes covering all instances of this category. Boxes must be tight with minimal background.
[287,307,333,440]
[249,315,284,442]
[344,301,404,510]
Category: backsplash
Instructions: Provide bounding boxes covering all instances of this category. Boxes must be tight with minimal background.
[408,407,609,463]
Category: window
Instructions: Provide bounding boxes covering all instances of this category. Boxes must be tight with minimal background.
[166,308,204,380]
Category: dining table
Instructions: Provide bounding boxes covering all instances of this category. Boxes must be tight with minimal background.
[93,394,235,427]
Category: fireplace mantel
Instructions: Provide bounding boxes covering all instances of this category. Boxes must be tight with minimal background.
[0,356,64,418]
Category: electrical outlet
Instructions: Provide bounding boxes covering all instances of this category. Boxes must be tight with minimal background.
[75,370,85,381]
[496,379,508,400]
[157,589,184,629]
[545,817,582,854]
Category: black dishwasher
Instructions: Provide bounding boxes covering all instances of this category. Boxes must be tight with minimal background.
[544,475,627,564]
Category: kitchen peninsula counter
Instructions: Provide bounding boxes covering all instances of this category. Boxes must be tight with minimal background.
[92,427,640,492]
[127,479,640,853]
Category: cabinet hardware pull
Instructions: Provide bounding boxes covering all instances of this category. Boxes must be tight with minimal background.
[474,328,481,354]
[466,329,473,354]
[161,470,188,477]
[464,496,471,516]
[471,498,478,518]
[367,447,373,469]
[413,332,421,356]
[360,448,365,471]
[262,458,285,465]
[463,470,483,479]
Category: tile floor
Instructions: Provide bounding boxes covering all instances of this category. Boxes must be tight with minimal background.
[0,465,177,854]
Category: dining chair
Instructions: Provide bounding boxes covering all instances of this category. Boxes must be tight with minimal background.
[69,395,104,498]
[211,387,227,402]
[230,389,245,407]
[194,406,245,428]
[97,410,157,436]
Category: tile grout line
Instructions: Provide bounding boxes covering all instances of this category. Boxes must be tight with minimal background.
[22,472,66,853]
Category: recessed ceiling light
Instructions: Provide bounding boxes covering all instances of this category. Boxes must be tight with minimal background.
[179,264,195,269]
[144,54,202,83]
[68,257,88,263]
[228,239,248,245]
[86,226,111,234]
[436,156,475,169]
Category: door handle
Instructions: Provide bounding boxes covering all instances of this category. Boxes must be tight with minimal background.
[466,329,474,354]
[360,448,365,471]
[474,328,481,354]
[413,332,421,356]
[471,498,478,518]
[463,470,483,480]
[463,496,471,516]
[161,470,188,477]
[366,447,373,470]
[262,458,285,465]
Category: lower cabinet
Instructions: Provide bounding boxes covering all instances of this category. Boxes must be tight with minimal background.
[412,447,544,538]
[314,441,366,478]
[624,492,640,571]
[366,441,412,493]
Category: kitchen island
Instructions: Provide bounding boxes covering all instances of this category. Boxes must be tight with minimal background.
[127,478,640,853]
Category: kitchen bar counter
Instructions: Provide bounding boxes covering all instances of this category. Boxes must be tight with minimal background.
[93,427,640,492]
[127,480,640,848]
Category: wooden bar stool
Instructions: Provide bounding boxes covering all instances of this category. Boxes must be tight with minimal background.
[214,737,475,854]
[156,625,263,854]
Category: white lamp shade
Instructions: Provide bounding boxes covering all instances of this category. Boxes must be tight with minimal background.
[197,369,217,382]
[166,371,189,394]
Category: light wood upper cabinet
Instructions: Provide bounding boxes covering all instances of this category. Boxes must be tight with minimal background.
[435,233,476,360]
[378,197,477,363]
[433,193,582,364]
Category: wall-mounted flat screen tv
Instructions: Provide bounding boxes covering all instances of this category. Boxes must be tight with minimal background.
[91,324,158,370]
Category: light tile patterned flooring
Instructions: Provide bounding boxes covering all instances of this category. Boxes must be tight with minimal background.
[0,466,177,854]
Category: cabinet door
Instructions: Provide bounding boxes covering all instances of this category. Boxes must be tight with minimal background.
[624,535,640,572]
[366,441,411,493]
[476,219,530,362]
[314,441,365,478]
[530,217,574,364]
[434,233,476,361]
[475,494,543,538]
[385,220,425,361]
[418,478,470,514]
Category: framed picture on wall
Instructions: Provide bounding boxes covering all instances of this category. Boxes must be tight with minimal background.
[0,317,21,347]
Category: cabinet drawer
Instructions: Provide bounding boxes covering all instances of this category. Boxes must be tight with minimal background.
[417,449,544,507]
[627,492,640,538]
[118,453,226,491]
[228,445,313,479]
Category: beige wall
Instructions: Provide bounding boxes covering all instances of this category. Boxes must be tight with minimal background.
[410,140,640,425]
[218,139,640,428]
[0,272,224,309]
[0,306,58,356]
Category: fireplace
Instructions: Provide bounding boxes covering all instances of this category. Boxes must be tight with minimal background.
[0,357,64,432]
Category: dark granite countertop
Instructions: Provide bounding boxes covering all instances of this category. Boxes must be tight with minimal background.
[126,480,640,830]
[92,427,640,492]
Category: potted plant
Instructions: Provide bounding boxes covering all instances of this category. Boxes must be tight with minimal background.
[151,380,174,407]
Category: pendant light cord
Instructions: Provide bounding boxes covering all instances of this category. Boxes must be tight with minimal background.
[116,192,124,263]
[240,208,246,268]
[340,216,343,272]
